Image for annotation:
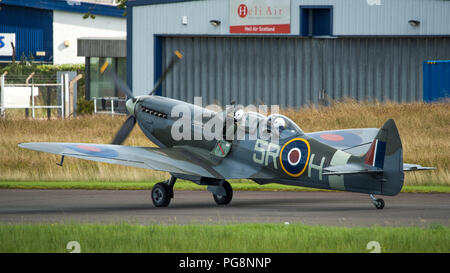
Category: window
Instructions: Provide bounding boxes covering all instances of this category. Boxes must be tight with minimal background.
[89,57,127,99]
[300,6,333,36]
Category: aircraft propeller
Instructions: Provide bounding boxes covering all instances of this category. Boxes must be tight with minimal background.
[149,50,183,96]
[110,50,183,145]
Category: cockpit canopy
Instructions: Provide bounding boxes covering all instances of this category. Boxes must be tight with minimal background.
[235,110,304,139]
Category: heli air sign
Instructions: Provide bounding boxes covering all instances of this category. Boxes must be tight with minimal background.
[0,34,15,56]
[230,0,291,34]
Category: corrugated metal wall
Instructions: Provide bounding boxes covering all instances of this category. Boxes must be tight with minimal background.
[0,4,53,62]
[78,38,127,58]
[162,36,450,107]
[131,0,450,95]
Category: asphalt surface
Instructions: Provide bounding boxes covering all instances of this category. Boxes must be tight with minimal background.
[0,189,448,227]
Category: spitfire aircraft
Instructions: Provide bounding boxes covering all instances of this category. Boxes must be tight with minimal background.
[19,51,434,209]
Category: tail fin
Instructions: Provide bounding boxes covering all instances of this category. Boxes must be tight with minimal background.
[364,119,404,196]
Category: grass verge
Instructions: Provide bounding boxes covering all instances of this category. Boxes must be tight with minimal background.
[0,223,448,253]
[0,180,449,193]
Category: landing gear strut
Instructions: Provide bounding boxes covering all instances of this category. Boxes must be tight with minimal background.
[370,194,385,210]
[151,176,176,207]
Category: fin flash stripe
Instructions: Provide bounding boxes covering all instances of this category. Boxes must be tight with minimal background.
[364,139,386,168]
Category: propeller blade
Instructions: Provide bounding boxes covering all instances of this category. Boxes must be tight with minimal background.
[149,50,183,96]
[99,60,135,100]
[111,115,136,145]
[113,74,135,100]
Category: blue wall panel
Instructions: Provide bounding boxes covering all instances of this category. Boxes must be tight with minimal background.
[0,4,53,62]
[154,35,163,96]
[423,61,450,102]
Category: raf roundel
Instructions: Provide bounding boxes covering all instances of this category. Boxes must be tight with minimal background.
[279,138,311,177]
[64,144,119,159]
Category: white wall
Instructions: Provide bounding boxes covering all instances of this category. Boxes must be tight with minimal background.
[53,10,126,64]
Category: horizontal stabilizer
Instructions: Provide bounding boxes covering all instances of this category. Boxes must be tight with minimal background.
[323,163,383,176]
[403,163,436,172]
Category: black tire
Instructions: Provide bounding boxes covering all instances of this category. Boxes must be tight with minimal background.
[375,198,385,210]
[151,182,171,207]
[213,181,233,205]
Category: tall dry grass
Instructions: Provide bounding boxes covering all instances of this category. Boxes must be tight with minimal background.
[0,100,448,185]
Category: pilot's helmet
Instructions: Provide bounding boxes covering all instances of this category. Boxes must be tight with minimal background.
[272,117,286,131]
[234,109,245,121]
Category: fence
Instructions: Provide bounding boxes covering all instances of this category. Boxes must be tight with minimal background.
[0,73,76,119]
[92,97,127,115]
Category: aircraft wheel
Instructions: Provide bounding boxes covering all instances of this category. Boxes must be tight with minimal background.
[374,198,385,210]
[151,182,171,207]
[213,181,233,205]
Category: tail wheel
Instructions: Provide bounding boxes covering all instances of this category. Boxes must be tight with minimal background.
[370,194,385,210]
[213,181,233,205]
[151,182,171,207]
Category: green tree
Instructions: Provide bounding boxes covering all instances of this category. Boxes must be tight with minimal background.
[83,0,127,19]
[117,0,127,9]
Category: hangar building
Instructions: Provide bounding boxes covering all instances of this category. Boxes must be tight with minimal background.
[128,0,450,107]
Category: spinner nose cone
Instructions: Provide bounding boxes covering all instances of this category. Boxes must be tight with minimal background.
[126,98,137,116]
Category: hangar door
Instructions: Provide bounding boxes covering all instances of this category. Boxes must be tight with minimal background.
[161,36,450,107]
[161,36,324,107]
[423,60,450,102]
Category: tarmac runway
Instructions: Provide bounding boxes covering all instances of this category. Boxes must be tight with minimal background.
[0,189,448,227]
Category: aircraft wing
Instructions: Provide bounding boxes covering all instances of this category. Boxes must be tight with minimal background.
[18,142,221,178]
[306,128,379,156]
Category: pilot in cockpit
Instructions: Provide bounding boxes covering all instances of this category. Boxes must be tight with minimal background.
[234,109,245,123]
[267,114,304,140]
[272,117,286,134]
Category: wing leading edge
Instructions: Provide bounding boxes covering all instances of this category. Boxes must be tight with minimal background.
[19,142,218,178]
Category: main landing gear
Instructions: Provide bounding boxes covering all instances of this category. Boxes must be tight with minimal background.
[151,177,233,207]
[151,176,176,207]
[370,194,385,210]
[211,181,233,205]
